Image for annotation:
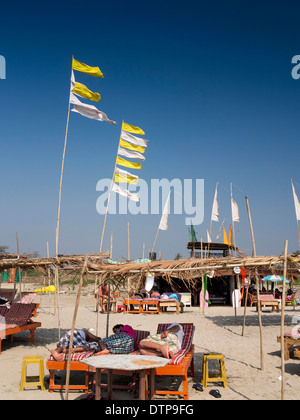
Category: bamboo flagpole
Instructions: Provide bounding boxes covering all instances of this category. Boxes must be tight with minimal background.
[55,59,73,259]
[280,240,288,400]
[230,183,238,257]
[291,179,300,249]
[65,256,88,400]
[128,222,130,260]
[242,196,256,336]
[99,121,124,253]
[151,191,171,256]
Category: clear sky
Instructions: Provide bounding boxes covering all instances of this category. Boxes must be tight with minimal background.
[0,0,300,260]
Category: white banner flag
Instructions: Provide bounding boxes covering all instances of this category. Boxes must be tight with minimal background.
[231,198,240,223]
[112,182,140,202]
[207,230,212,243]
[115,166,138,179]
[292,181,300,221]
[70,92,116,125]
[118,147,145,161]
[159,192,171,231]
[121,130,148,148]
[211,184,219,222]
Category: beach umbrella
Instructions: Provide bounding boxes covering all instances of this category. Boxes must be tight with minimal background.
[261,275,290,284]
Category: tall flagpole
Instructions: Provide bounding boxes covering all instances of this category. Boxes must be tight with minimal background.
[56,56,73,258]
[54,56,73,317]
[99,121,123,252]
[231,183,237,256]
[291,178,300,249]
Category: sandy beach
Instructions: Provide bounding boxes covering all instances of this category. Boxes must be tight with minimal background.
[0,287,299,401]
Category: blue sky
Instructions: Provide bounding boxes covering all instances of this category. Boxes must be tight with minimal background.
[0,0,300,260]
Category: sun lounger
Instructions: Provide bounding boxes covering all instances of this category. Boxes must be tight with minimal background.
[0,288,17,304]
[0,303,41,354]
[14,292,39,317]
[46,329,150,393]
[145,323,195,400]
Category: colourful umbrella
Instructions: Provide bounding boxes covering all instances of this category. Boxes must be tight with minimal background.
[262,275,290,284]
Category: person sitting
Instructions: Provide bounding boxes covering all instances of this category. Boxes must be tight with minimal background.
[95,324,137,355]
[139,323,184,359]
[150,287,160,298]
[95,283,115,312]
[51,328,101,361]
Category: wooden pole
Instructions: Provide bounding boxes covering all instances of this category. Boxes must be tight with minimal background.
[55,78,72,258]
[245,196,257,257]
[65,256,88,400]
[16,233,22,299]
[47,242,51,314]
[230,183,237,257]
[151,226,160,256]
[242,196,257,336]
[255,271,264,370]
[142,243,145,259]
[291,179,300,249]
[100,122,123,253]
[281,240,288,400]
[110,230,113,259]
[106,280,111,338]
[128,222,130,261]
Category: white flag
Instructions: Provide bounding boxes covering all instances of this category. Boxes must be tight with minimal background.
[159,192,171,231]
[115,166,138,179]
[121,130,148,148]
[117,147,145,161]
[292,181,300,221]
[231,198,240,223]
[207,230,212,243]
[70,92,116,125]
[112,182,140,202]
[215,219,225,240]
[211,184,219,222]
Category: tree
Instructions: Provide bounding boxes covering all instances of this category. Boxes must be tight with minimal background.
[0,246,8,255]
[174,253,182,260]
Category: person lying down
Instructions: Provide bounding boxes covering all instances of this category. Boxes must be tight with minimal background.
[50,325,137,361]
[51,328,102,361]
[139,323,184,359]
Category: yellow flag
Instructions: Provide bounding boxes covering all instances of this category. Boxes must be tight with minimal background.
[228,224,232,245]
[116,155,142,170]
[119,139,145,154]
[122,121,145,135]
[72,82,101,102]
[114,173,139,184]
[223,226,228,245]
[72,58,103,78]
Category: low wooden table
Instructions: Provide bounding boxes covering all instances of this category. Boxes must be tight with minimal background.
[81,354,169,400]
[159,300,184,314]
[257,298,279,312]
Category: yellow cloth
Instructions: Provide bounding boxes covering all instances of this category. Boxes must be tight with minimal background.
[223,226,228,245]
[119,138,145,154]
[122,121,145,135]
[228,224,232,245]
[116,155,142,169]
[72,58,103,78]
[114,173,139,184]
[72,82,101,102]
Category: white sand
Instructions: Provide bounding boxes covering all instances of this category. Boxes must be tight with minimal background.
[0,290,299,400]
